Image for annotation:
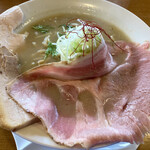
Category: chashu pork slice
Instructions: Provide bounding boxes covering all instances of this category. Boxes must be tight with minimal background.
[0,6,26,51]
[0,6,36,130]
[0,47,35,130]
[7,41,150,148]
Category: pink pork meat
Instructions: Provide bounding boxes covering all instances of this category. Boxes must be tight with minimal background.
[7,41,150,148]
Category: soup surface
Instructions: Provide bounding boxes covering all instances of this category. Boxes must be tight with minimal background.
[17,14,130,73]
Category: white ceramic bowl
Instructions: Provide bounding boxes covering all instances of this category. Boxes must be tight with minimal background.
[13,0,150,149]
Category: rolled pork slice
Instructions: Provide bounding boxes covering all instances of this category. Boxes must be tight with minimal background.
[23,36,116,81]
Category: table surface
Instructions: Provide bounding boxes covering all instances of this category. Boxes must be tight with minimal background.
[0,0,150,150]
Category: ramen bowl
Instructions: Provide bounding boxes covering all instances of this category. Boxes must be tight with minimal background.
[10,0,150,149]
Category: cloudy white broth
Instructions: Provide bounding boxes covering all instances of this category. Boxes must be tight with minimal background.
[17,13,130,73]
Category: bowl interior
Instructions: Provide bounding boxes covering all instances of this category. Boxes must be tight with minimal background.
[19,0,150,42]
[15,0,150,149]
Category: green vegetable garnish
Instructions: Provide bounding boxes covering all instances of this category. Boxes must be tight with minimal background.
[56,24,102,62]
[58,24,73,30]
[58,33,65,37]
[44,42,58,59]
[32,25,54,34]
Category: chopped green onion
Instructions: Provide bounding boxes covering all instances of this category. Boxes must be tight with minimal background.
[58,33,65,37]
[44,42,58,59]
[58,24,73,30]
[32,25,54,34]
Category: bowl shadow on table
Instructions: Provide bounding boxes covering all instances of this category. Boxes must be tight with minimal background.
[137,134,150,150]
[0,128,16,150]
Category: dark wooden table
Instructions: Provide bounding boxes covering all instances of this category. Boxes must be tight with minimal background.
[0,0,150,149]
